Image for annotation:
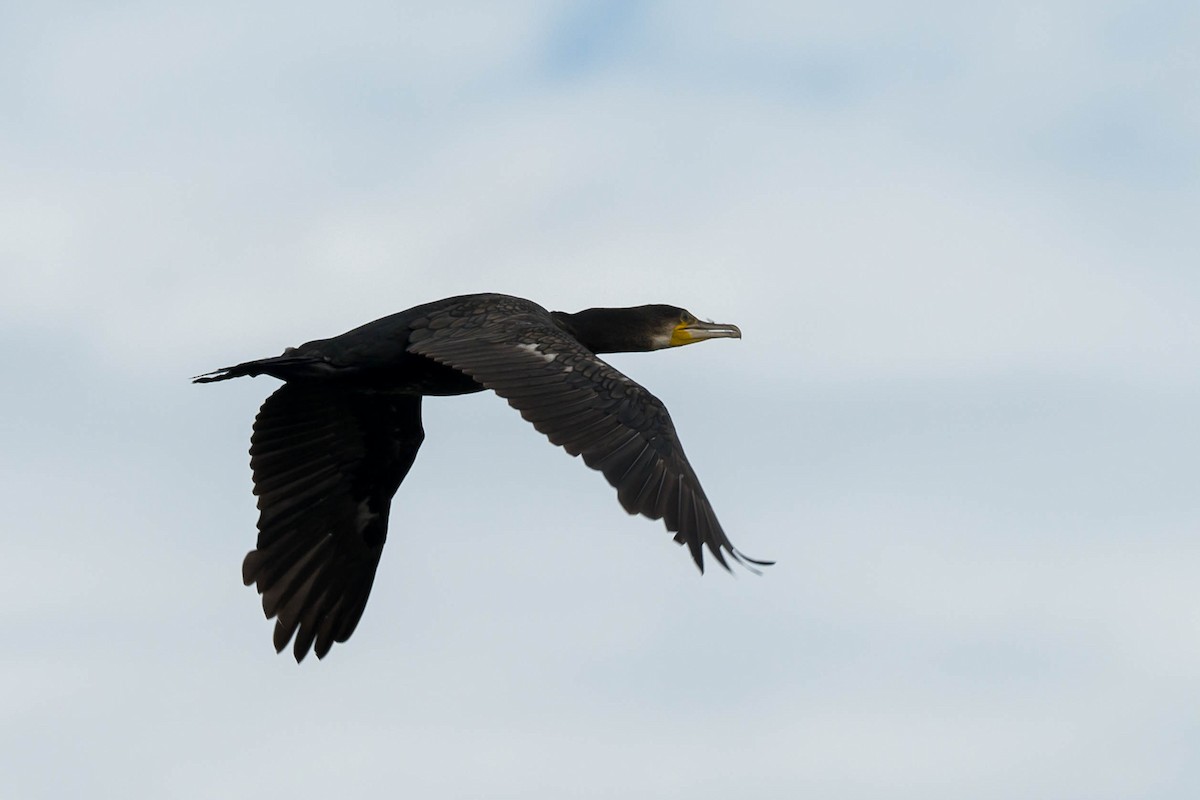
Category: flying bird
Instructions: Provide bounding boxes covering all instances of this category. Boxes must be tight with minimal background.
[196,293,769,661]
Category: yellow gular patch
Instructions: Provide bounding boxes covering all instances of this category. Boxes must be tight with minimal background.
[668,323,695,347]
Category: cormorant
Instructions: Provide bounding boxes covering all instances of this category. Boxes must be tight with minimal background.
[197,293,769,661]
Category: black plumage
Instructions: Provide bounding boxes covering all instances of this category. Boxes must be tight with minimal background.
[197,293,769,661]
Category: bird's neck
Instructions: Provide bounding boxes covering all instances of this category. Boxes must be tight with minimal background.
[550,309,654,354]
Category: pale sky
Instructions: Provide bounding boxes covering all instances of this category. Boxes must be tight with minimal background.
[3,2,1199,798]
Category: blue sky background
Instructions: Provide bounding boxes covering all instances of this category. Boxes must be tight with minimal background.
[2,2,1198,797]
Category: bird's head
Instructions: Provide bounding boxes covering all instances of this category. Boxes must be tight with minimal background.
[655,306,743,350]
[553,305,742,354]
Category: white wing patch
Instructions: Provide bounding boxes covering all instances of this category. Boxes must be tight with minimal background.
[516,342,557,363]
[355,500,378,532]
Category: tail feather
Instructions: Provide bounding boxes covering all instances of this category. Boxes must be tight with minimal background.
[193,354,324,383]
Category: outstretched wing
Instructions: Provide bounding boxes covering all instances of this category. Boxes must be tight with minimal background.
[407,303,762,572]
[242,383,424,661]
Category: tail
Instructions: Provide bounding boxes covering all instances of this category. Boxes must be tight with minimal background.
[193,353,325,384]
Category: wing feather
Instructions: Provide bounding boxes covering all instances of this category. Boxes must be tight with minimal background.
[408,309,760,572]
[242,383,424,661]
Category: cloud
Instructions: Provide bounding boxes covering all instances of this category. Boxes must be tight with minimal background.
[2,3,1198,798]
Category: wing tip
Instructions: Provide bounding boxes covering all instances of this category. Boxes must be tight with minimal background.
[729,548,774,576]
[675,535,773,576]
